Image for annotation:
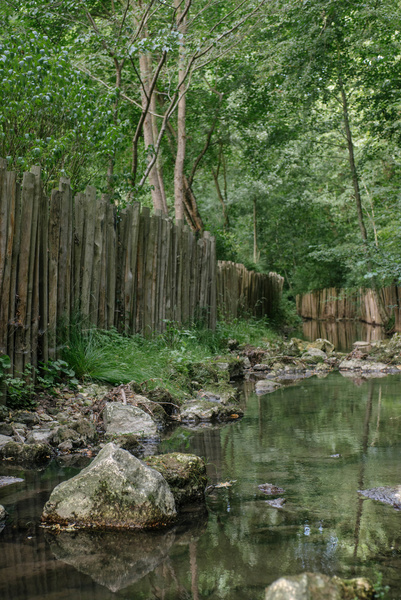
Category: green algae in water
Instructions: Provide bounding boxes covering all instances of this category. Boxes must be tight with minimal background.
[1,372,401,599]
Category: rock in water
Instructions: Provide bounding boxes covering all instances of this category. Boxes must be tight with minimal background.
[265,573,374,600]
[258,483,285,495]
[359,486,401,510]
[146,453,207,506]
[42,443,176,529]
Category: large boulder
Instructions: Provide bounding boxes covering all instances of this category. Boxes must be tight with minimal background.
[265,573,374,600]
[42,443,176,529]
[103,402,158,437]
[145,453,207,506]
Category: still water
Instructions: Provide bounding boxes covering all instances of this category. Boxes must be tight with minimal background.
[1,373,401,599]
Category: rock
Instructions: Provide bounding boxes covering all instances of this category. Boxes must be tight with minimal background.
[358,486,401,510]
[46,528,175,592]
[42,443,176,529]
[70,418,97,442]
[339,359,388,371]
[180,400,243,424]
[258,483,285,495]
[0,476,24,488]
[0,423,12,436]
[196,388,239,405]
[12,410,40,425]
[243,357,252,369]
[307,338,335,354]
[265,573,374,600]
[301,347,327,363]
[255,380,282,395]
[266,498,286,508]
[254,364,270,371]
[145,453,207,507]
[52,426,81,446]
[37,412,55,422]
[0,434,13,448]
[26,429,55,445]
[0,505,6,521]
[58,441,73,452]
[113,433,141,453]
[353,341,372,352]
[103,402,158,437]
[0,441,52,464]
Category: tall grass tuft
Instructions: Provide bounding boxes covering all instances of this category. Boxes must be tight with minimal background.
[61,316,278,398]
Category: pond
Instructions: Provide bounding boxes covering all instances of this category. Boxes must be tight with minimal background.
[1,372,400,599]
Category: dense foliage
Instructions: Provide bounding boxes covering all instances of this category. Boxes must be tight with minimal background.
[1,0,400,294]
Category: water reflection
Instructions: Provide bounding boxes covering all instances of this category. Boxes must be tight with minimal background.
[301,320,386,352]
[1,374,401,599]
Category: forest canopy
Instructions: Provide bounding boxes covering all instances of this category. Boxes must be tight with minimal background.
[1,0,400,295]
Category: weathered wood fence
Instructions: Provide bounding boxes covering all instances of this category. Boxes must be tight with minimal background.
[296,286,401,330]
[0,162,283,376]
[217,261,283,319]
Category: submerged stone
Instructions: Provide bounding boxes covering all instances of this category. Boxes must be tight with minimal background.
[358,486,401,510]
[42,443,176,529]
[265,573,373,600]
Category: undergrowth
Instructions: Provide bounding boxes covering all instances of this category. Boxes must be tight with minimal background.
[61,316,278,399]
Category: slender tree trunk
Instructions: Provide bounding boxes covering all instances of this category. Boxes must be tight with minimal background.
[211,167,229,229]
[139,52,165,212]
[339,79,368,244]
[148,55,168,214]
[107,61,123,192]
[253,197,258,264]
[174,0,188,222]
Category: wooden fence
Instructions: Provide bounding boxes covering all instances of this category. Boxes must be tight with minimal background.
[296,286,401,330]
[217,261,284,319]
[0,161,283,376]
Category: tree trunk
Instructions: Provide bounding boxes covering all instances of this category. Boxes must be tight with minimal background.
[211,167,229,229]
[107,61,123,192]
[339,79,368,245]
[139,52,165,213]
[253,197,259,264]
[173,0,188,222]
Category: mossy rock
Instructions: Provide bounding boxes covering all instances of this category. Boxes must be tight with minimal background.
[0,441,53,464]
[145,453,207,507]
[211,357,245,380]
[186,362,220,384]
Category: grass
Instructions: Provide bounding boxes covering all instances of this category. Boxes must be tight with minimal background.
[61,316,278,399]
